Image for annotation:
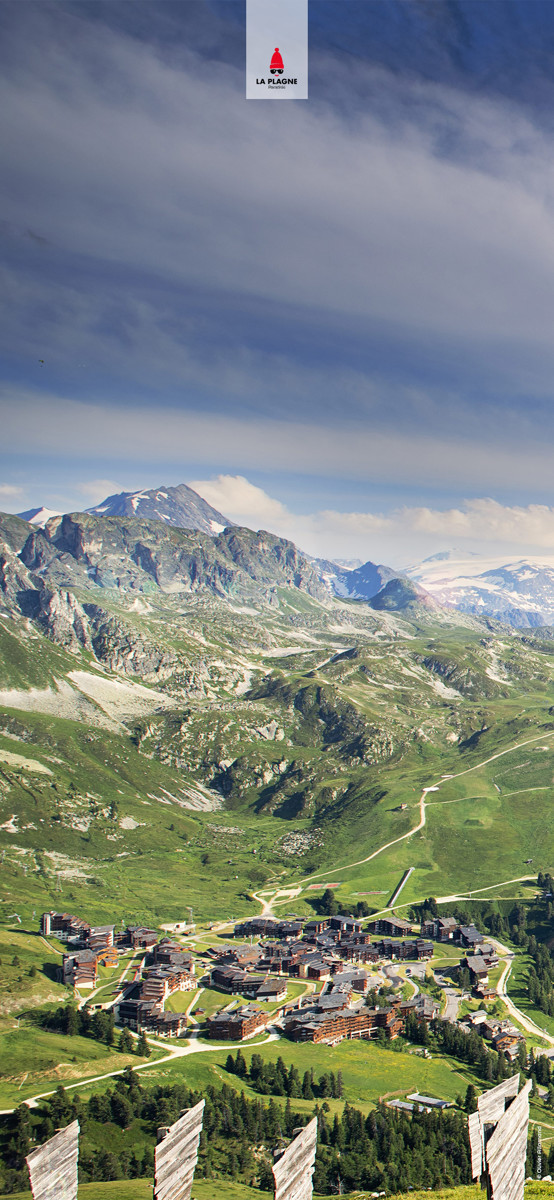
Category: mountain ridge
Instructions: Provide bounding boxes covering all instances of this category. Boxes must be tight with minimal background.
[3,502,554,932]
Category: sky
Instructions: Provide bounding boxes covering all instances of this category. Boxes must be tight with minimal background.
[5,1,554,566]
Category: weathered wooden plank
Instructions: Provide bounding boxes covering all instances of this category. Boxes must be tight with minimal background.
[477,1075,519,1126]
[485,1080,531,1200]
[468,1111,484,1180]
[273,1118,318,1200]
[153,1100,205,1200]
[26,1120,79,1200]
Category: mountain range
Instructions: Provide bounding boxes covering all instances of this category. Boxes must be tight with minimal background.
[15,482,554,626]
[3,489,554,929]
[406,550,554,628]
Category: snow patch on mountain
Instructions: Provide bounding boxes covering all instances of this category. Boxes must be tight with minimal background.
[406,551,554,627]
[17,506,61,527]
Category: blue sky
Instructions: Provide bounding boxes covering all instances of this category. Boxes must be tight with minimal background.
[4,1,554,565]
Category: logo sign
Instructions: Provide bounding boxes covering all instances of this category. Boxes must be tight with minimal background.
[246,0,308,100]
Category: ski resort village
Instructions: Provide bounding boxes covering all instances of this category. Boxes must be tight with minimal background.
[38,904,525,1061]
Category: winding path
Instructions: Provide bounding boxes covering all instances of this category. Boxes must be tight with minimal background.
[0,1030,280,1115]
[8,731,551,1116]
[293,728,554,890]
[496,954,554,1047]
[295,788,429,885]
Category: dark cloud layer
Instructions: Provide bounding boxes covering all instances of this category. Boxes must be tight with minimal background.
[3,1,554,538]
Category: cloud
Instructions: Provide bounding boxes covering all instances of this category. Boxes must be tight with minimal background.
[188,474,290,527]
[0,483,23,497]
[190,476,554,566]
[400,498,554,550]
[4,388,554,502]
[5,7,554,531]
[76,478,124,504]
[4,8,554,417]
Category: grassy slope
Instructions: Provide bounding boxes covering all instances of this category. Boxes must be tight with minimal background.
[0,705,295,926]
[73,1036,479,1112]
[0,1026,157,1109]
[0,929,66,1017]
[4,1182,552,1200]
[3,593,554,925]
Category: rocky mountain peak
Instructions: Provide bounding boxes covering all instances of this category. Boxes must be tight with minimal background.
[86,482,231,535]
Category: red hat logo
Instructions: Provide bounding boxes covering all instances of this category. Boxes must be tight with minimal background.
[270,47,284,74]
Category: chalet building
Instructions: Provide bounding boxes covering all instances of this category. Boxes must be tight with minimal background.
[284,1005,403,1045]
[462,955,489,984]
[369,917,413,937]
[475,944,499,967]
[233,917,302,940]
[89,924,114,947]
[315,931,342,951]
[124,925,159,950]
[41,911,91,943]
[117,997,187,1037]
[214,945,261,969]
[154,1011,187,1038]
[290,953,334,981]
[233,917,279,938]
[377,938,433,961]
[328,915,362,936]
[464,1009,488,1029]
[118,998,154,1030]
[257,943,305,973]
[421,916,458,942]
[413,995,440,1021]
[457,925,484,949]
[62,949,97,988]
[492,1031,522,1060]
[303,919,329,937]
[98,947,119,969]
[140,966,196,1004]
[278,921,304,940]
[153,941,195,973]
[211,966,248,993]
[206,1005,269,1040]
[474,984,497,1002]
[255,979,288,1002]
[210,965,286,1002]
[317,986,354,1013]
[331,970,371,994]
[334,941,381,965]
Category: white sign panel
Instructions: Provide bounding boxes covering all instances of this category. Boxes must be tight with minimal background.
[247,0,308,100]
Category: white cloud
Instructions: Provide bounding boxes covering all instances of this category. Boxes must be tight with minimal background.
[190,476,554,566]
[4,15,554,399]
[188,474,289,527]
[76,478,124,504]
[0,483,23,497]
[4,388,554,501]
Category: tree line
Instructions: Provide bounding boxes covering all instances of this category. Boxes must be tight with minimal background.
[2,1054,553,1194]
[0,1067,472,1195]
[33,1004,151,1057]
[225,1050,344,1100]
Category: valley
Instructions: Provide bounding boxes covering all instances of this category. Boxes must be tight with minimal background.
[2,501,554,1194]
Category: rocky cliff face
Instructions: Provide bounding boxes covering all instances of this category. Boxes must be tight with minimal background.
[17,514,328,603]
[0,511,330,682]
